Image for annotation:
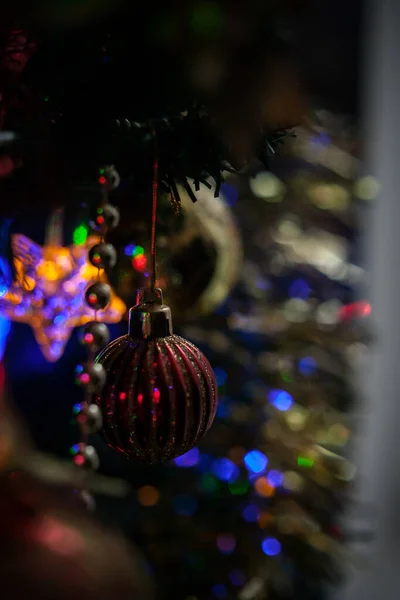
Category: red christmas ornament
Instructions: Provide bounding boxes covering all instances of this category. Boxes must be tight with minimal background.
[95,288,218,464]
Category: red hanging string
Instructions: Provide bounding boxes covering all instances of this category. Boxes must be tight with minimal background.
[151,154,158,291]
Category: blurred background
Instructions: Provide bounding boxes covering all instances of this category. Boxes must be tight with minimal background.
[1,1,399,600]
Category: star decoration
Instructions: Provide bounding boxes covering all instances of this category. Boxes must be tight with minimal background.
[0,233,126,362]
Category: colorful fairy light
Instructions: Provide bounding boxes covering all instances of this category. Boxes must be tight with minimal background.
[227,446,246,465]
[242,504,261,523]
[211,458,239,483]
[132,254,147,272]
[289,278,311,300]
[258,512,274,529]
[338,301,372,323]
[137,485,160,507]
[216,534,236,555]
[254,477,275,498]
[0,233,125,361]
[133,245,144,257]
[297,456,314,468]
[174,447,200,468]
[212,584,228,599]
[268,389,293,412]
[201,473,219,493]
[267,470,284,488]
[261,537,281,557]
[0,315,11,360]
[244,450,268,474]
[228,480,248,495]
[214,367,227,387]
[69,444,80,456]
[73,224,88,246]
[298,356,317,376]
[124,243,136,257]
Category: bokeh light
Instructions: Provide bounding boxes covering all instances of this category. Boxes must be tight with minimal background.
[242,504,261,523]
[267,470,284,488]
[254,477,275,498]
[244,450,268,474]
[227,446,246,465]
[268,389,293,412]
[214,367,228,387]
[212,584,228,599]
[174,447,200,468]
[211,458,239,483]
[289,279,311,300]
[261,538,281,557]
[137,485,160,507]
[216,533,236,555]
[354,175,381,201]
[250,171,285,201]
[298,356,317,375]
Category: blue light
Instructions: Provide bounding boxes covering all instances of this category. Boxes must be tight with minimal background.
[289,278,311,300]
[267,470,284,488]
[0,315,10,360]
[216,396,230,419]
[256,277,270,291]
[261,537,281,556]
[196,453,212,473]
[242,504,260,523]
[298,356,317,376]
[173,494,198,516]
[174,447,200,468]
[221,183,239,207]
[310,132,331,146]
[244,450,268,474]
[212,584,228,599]
[214,367,227,387]
[53,314,66,326]
[49,297,61,308]
[124,243,136,257]
[0,283,8,298]
[71,295,82,308]
[72,403,82,415]
[269,389,293,412]
[229,570,246,587]
[319,131,331,145]
[211,458,239,483]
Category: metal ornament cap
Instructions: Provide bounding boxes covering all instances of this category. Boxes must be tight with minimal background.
[128,287,173,339]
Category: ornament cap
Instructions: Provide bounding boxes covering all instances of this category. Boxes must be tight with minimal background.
[128,287,173,339]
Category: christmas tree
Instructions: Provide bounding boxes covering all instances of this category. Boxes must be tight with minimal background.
[0,4,367,600]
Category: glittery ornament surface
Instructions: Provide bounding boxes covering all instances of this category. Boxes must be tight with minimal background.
[95,334,218,464]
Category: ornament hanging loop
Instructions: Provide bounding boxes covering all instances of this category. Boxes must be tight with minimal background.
[136,287,163,305]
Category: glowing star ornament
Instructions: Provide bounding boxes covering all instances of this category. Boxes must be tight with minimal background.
[0,210,125,362]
